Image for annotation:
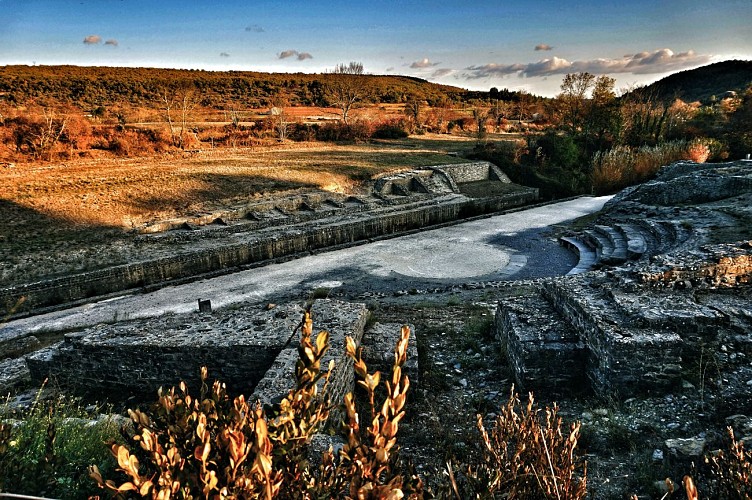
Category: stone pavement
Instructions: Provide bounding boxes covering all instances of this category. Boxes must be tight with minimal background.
[1,196,610,340]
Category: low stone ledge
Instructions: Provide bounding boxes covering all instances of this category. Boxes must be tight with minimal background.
[26,299,366,402]
[0,335,40,359]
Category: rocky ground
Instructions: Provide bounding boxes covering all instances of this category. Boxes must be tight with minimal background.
[4,160,752,498]
[358,289,749,499]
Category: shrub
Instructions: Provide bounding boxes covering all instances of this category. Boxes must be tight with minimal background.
[314,120,374,142]
[704,427,752,499]
[372,119,409,139]
[288,122,319,142]
[448,116,473,132]
[92,127,171,156]
[0,388,122,498]
[90,312,422,498]
[686,139,710,163]
[591,140,701,194]
[445,389,588,499]
[531,131,583,170]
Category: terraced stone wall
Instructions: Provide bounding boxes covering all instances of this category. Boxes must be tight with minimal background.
[0,189,537,315]
[433,162,510,184]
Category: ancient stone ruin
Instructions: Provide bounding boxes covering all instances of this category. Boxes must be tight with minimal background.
[18,299,416,415]
[0,162,537,315]
[2,159,751,430]
[497,160,752,407]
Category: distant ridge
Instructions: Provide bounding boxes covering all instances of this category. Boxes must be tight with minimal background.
[636,60,752,104]
[0,65,471,109]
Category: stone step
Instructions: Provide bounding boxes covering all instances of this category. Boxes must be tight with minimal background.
[594,225,628,264]
[559,235,597,275]
[495,289,586,394]
[540,277,684,398]
[633,219,673,254]
[614,223,648,259]
[0,357,31,393]
[584,228,614,263]
[360,322,419,388]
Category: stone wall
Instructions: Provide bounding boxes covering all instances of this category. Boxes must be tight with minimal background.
[496,294,585,394]
[498,241,752,401]
[26,299,368,402]
[432,162,511,184]
[373,162,512,197]
[252,300,368,412]
[1,188,537,315]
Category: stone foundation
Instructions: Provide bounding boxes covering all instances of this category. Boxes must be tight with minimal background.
[501,161,752,401]
[26,299,369,403]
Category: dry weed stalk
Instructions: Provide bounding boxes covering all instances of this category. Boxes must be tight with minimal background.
[451,388,587,499]
[89,312,420,499]
[705,427,752,499]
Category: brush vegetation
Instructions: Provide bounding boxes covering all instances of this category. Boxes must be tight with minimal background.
[1,315,750,498]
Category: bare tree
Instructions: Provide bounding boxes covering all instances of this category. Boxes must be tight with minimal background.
[12,106,68,160]
[472,106,490,142]
[558,72,596,132]
[269,95,290,141]
[160,85,197,148]
[324,61,369,124]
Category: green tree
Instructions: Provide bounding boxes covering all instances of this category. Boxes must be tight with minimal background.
[558,72,596,132]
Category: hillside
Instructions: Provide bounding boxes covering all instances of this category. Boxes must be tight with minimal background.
[0,65,473,110]
[637,59,752,103]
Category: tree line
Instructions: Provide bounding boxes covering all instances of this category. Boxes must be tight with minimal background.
[0,65,472,111]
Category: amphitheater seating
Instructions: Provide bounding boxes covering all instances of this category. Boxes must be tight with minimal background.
[560,218,693,273]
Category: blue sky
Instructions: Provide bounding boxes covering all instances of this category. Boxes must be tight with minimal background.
[1,0,751,96]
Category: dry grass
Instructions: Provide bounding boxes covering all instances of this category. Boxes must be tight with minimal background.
[0,135,476,285]
[2,137,471,228]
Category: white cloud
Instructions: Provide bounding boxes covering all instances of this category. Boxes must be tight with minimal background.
[278,49,313,61]
[278,50,298,59]
[465,48,711,79]
[83,35,102,45]
[410,57,440,69]
[535,44,553,51]
[432,68,454,78]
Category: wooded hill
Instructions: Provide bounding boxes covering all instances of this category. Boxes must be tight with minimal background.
[636,60,752,104]
[0,65,476,111]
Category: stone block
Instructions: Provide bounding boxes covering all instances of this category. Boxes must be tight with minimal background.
[28,300,367,405]
[360,322,419,388]
[496,291,586,394]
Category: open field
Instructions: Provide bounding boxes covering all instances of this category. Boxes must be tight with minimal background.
[1,134,522,285]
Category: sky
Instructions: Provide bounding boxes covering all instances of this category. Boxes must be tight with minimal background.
[1,0,751,97]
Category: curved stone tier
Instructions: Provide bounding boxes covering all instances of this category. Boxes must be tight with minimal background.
[506,160,752,403]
